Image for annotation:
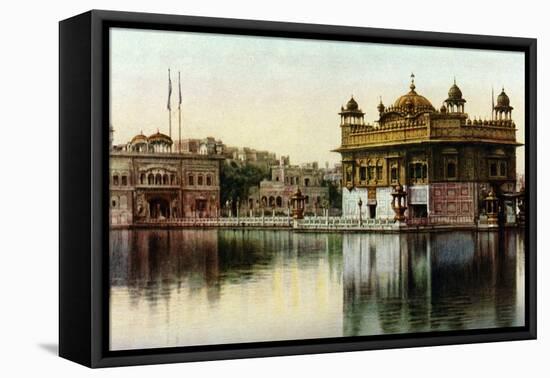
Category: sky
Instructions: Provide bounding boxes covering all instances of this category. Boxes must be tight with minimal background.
[110,28,525,172]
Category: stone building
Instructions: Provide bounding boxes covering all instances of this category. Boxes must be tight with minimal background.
[110,130,223,226]
[334,75,521,226]
[175,137,224,155]
[245,159,329,216]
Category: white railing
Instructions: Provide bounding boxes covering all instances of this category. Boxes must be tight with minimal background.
[138,216,291,228]
[298,216,394,230]
[136,215,403,230]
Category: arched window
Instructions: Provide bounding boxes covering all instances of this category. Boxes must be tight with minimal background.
[269,196,275,207]
[113,175,119,186]
[121,175,127,186]
[390,165,398,183]
[447,161,457,179]
[198,175,204,186]
[140,173,145,185]
[490,162,498,177]
[111,196,118,208]
[499,161,507,177]
[261,196,267,207]
[120,195,127,209]
[148,173,154,185]
[188,174,194,186]
[155,173,161,185]
[415,163,422,179]
[276,196,283,207]
[162,174,169,185]
[206,175,212,186]
[170,174,176,185]
[376,160,383,180]
[304,178,310,187]
[367,161,375,181]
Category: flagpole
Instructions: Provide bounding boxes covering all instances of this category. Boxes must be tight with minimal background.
[168,68,172,140]
[491,87,495,121]
[178,71,182,153]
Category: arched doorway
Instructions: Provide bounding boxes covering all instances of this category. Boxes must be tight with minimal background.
[149,197,170,219]
[195,196,208,218]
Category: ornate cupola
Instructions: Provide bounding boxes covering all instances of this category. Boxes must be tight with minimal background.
[444,78,466,113]
[148,129,173,153]
[130,131,149,152]
[339,95,365,126]
[377,97,385,115]
[493,88,514,120]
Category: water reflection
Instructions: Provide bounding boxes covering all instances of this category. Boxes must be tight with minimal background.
[343,231,524,336]
[109,229,524,350]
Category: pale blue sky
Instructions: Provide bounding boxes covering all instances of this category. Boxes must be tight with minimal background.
[110,28,525,171]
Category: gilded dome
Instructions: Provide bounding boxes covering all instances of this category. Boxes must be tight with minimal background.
[130,132,148,145]
[393,75,434,110]
[393,89,434,110]
[148,130,173,144]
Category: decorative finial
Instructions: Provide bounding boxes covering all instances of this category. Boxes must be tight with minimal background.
[454,76,456,85]
[410,72,416,91]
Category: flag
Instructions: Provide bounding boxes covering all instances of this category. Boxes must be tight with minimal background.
[178,71,182,110]
[167,68,172,111]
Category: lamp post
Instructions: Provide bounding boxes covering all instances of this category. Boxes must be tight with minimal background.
[287,199,291,226]
[290,188,305,220]
[391,183,408,223]
[236,197,240,223]
[358,197,363,226]
[484,189,499,226]
[517,186,526,226]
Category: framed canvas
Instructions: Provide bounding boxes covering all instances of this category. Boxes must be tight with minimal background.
[59,10,537,368]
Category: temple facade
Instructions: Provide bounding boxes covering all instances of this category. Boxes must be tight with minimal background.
[334,75,521,227]
[110,130,223,226]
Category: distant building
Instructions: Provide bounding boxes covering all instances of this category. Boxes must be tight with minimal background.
[175,137,224,155]
[110,130,223,226]
[323,163,342,186]
[245,159,329,215]
[334,75,521,226]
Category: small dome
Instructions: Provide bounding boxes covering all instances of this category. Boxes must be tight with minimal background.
[346,96,359,111]
[496,88,510,107]
[447,81,463,100]
[377,100,385,113]
[148,130,173,144]
[130,132,147,145]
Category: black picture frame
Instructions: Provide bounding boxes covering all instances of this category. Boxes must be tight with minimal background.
[59,9,537,368]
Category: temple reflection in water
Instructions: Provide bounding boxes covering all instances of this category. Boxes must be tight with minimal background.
[343,231,524,336]
[110,229,524,350]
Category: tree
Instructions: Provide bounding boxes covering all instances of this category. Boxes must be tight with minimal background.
[220,161,270,208]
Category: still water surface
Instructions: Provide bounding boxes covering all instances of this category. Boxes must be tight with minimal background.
[110,229,524,351]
